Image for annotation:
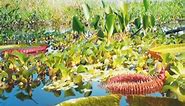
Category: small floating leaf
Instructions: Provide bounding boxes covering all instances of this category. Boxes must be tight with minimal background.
[84,91,92,97]
[0,95,8,100]
[64,89,75,97]
[77,65,87,73]
[15,92,32,101]
[54,90,61,97]
[73,75,83,85]
[12,75,17,80]
[91,15,100,29]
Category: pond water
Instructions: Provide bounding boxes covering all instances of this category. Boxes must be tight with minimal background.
[0,77,162,106]
[0,81,116,106]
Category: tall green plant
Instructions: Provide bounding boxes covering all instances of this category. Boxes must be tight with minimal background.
[82,3,91,21]
[142,0,156,30]
[105,13,116,43]
[143,0,150,12]
[117,3,130,32]
[72,16,85,33]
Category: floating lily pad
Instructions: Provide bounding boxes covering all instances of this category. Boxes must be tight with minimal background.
[0,44,48,55]
[149,43,185,59]
[56,95,121,106]
[127,95,185,106]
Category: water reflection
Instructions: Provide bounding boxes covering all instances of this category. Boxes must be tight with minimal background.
[0,77,108,106]
[0,71,163,106]
[0,80,163,106]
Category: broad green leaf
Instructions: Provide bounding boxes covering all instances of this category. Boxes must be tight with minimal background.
[82,3,90,21]
[12,75,17,80]
[171,68,180,75]
[161,53,172,63]
[12,51,28,64]
[143,0,149,12]
[134,17,142,29]
[77,65,87,73]
[180,87,185,95]
[114,22,122,33]
[72,16,85,33]
[91,15,100,29]
[176,62,185,74]
[73,75,83,85]
[113,56,125,68]
[1,71,8,78]
[60,66,69,79]
[97,29,104,39]
[142,14,149,29]
[123,3,129,26]
[85,49,94,56]
[150,15,155,27]
[165,72,175,84]
[117,14,125,31]
[106,13,116,37]
[119,3,129,30]
[163,85,185,102]
[83,82,92,89]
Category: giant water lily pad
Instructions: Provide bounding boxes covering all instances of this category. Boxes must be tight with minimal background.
[127,95,185,106]
[56,95,121,106]
[149,43,185,59]
[0,45,23,50]
[0,44,48,55]
[149,43,185,54]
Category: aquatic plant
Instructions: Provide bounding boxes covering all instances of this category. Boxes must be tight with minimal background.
[102,68,166,95]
